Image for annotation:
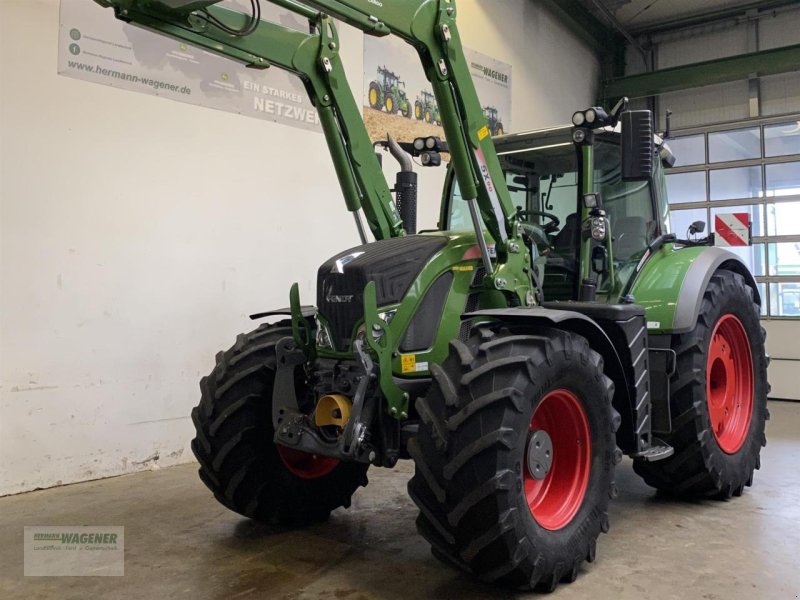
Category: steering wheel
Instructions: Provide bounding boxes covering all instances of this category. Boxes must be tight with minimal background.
[517,210,561,234]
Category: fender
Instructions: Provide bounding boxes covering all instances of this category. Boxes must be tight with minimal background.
[630,245,760,335]
[463,307,641,454]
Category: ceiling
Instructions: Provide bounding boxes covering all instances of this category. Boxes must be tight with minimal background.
[578,0,794,33]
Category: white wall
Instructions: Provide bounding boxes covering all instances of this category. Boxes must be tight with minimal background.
[0,0,599,495]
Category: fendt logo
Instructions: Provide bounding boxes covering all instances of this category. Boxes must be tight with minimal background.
[327,294,354,303]
[368,0,383,7]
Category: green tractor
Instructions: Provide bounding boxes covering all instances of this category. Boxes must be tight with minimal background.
[483,105,504,135]
[98,0,768,592]
[368,65,412,118]
[414,89,441,125]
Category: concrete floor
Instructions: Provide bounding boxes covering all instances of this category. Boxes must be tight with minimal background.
[2,401,799,600]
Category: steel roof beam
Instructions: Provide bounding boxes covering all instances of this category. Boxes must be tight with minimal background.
[602,43,800,100]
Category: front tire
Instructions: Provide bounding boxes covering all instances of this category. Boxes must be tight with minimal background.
[633,269,768,498]
[191,321,368,524]
[408,325,619,591]
[384,93,395,114]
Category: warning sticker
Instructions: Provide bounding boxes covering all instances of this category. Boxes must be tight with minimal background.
[477,125,490,141]
[714,213,751,247]
[401,354,416,374]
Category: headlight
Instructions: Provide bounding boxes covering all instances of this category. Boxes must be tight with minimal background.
[378,309,397,324]
[590,217,607,241]
[572,111,585,126]
[357,309,397,343]
[585,108,597,124]
[316,323,333,349]
[572,129,586,143]
[413,137,425,151]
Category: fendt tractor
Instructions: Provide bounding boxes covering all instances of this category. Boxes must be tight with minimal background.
[369,65,412,117]
[97,0,768,591]
[415,89,441,124]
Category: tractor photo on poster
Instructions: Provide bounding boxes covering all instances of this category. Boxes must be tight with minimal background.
[362,35,511,147]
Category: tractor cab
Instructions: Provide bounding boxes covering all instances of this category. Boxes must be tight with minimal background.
[442,122,674,303]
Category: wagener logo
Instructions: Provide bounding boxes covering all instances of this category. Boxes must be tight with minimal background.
[368,0,383,7]
[470,61,509,84]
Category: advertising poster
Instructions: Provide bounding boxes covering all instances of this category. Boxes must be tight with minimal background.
[363,35,512,147]
[58,0,322,132]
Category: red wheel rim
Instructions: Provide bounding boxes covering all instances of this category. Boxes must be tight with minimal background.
[524,389,591,531]
[276,446,339,480]
[706,314,754,454]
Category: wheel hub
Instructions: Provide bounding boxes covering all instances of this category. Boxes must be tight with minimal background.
[706,313,754,454]
[527,430,553,480]
[523,389,591,531]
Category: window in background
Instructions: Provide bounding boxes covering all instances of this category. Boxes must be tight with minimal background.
[665,117,800,318]
[668,134,705,167]
[765,161,800,197]
[709,166,762,201]
[666,171,706,204]
[768,242,800,276]
[708,127,761,163]
[766,201,800,235]
[669,207,707,237]
[764,121,800,157]
[770,282,800,317]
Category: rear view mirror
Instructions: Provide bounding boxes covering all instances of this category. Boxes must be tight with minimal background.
[620,110,654,181]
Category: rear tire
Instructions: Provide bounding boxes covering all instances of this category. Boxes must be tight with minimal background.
[368,82,381,109]
[633,270,768,498]
[191,321,368,524]
[408,324,619,591]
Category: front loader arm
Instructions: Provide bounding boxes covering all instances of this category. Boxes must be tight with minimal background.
[95,0,403,241]
[297,0,519,253]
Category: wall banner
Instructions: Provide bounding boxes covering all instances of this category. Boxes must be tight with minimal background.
[362,34,512,145]
[58,0,321,131]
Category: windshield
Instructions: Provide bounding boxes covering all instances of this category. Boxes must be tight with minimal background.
[447,138,658,300]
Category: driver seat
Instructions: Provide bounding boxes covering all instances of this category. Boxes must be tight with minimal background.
[552,213,580,259]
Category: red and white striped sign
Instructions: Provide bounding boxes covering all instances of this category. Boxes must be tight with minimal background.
[714,213,751,247]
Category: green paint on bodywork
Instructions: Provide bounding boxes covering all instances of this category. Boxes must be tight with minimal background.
[290,282,315,359]
[629,243,706,334]
[362,281,408,417]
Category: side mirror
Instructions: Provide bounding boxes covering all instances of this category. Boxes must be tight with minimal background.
[620,110,654,181]
[688,220,706,235]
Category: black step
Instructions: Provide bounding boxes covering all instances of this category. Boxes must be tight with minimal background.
[631,438,674,462]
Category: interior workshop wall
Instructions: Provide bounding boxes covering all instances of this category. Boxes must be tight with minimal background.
[0,0,599,495]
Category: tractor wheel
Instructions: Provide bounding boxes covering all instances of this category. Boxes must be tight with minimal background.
[403,102,412,119]
[495,123,504,136]
[408,324,620,591]
[368,82,381,109]
[424,109,432,124]
[415,101,423,120]
[633,270,768,498]
[384,93,395,114]
[191,321,368,524]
